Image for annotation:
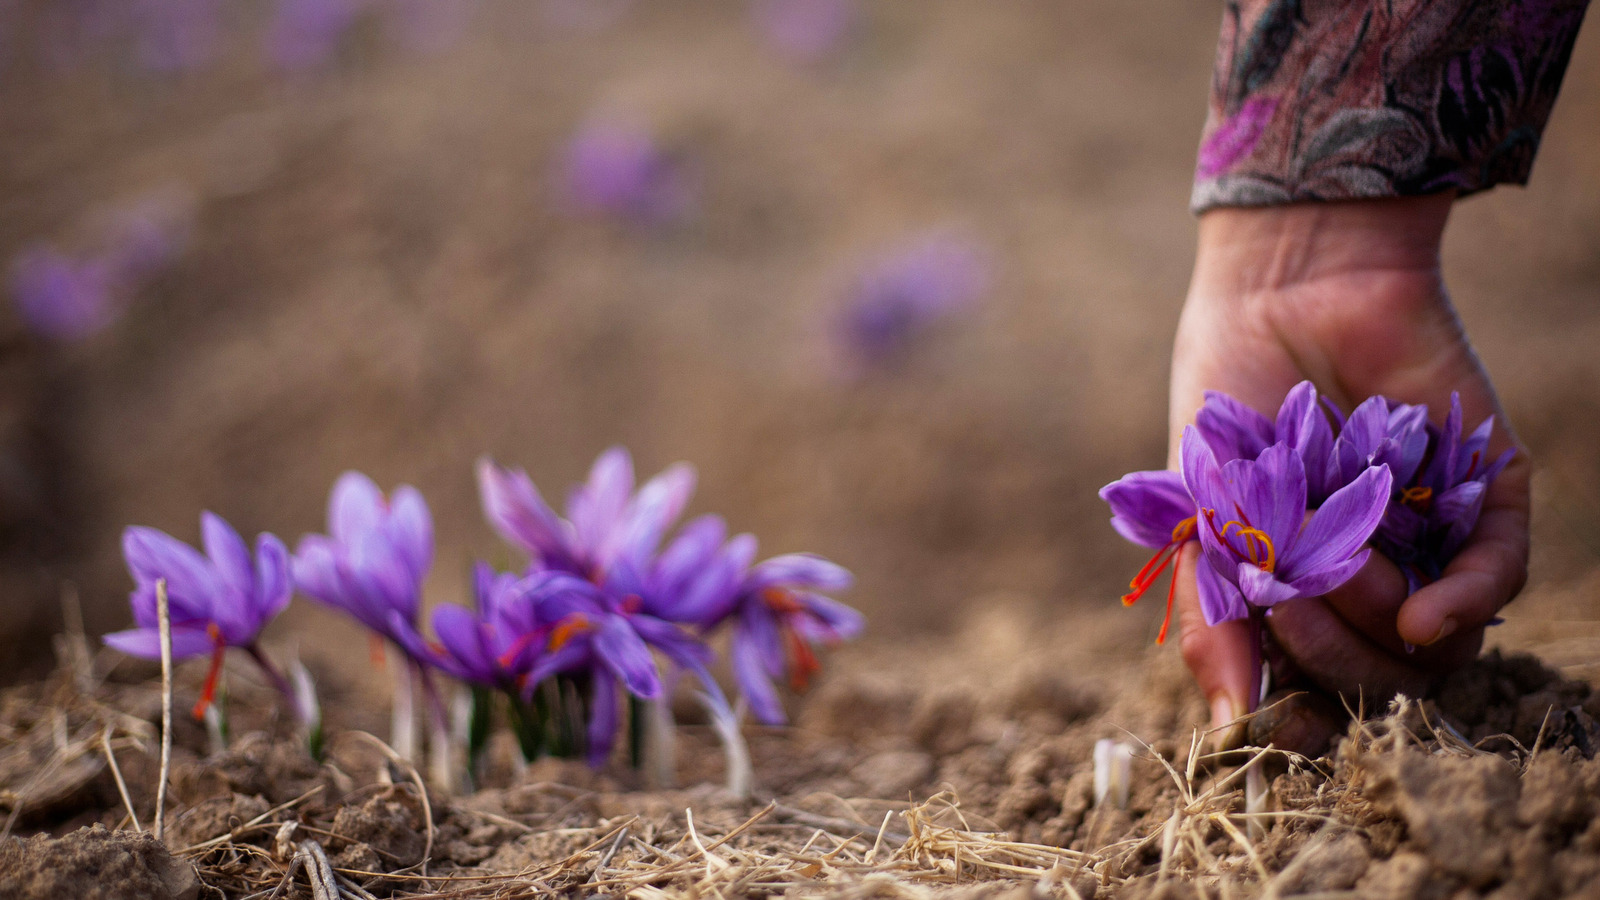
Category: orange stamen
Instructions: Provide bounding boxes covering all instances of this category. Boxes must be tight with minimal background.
[762,587,806,615]
[1401,485,1433,512]
[546,614,592,653]
[1216,520,1276,572]
[192,623,226,721]
[1121,516,1197,607]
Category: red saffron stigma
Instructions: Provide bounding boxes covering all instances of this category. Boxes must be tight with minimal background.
[1121,516,1196,646]
[192,623,226,721]
[784,626,821,692]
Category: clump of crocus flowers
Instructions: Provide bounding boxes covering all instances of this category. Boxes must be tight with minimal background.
[1100,382,1513,707]
[104,447,861,789]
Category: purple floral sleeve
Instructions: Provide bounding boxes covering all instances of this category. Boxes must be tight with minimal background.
[1193,0,1590,212]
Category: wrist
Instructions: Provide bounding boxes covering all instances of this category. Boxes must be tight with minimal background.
[1190,194,1454,298]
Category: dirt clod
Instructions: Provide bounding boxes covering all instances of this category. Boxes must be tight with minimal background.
[0,825,198,900]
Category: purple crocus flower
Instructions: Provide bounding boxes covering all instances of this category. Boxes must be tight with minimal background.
[750,0,856,64]
[477,447,695,588]
[727,552,860,725]
[1181,428,1393,626]
[835,231,989,370]
[557,117,695,226]
[291,471,434,660]
[1375,394,1515,587]
[9,246,118,341]
[104,513,293,719]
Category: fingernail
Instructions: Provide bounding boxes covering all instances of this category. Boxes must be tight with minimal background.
[1211,695,1239,730]
[1421,617,1458,646]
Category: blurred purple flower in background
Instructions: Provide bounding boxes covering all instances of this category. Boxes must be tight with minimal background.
[558,116,696,226]
[38,0,121,70]
[266,0,364,70]
[9,191,193,342]
[835,230,990,370]
[9,248,118,341]
[104,513,297,720]
[750,0,856,64]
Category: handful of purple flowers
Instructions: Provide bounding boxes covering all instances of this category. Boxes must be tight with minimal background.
[105,447,861,783]
[1101,382,1512,657]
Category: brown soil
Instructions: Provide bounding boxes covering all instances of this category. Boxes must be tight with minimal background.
[3,1,1600,898]
[8,609,1600,898]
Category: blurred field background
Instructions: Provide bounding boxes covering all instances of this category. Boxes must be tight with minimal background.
[1,0,1598,704]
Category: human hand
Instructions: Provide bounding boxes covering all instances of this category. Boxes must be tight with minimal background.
[1168,194,1532,752]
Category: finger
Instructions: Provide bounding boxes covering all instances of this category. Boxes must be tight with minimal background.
[1396,451,1531,646]
[1319,550,1482,667]
[1172,544,1256,745]
[1265,597,1435,703]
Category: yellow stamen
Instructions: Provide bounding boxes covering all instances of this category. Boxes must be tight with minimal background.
[546,614,592,653]
[1214,518,1277,572]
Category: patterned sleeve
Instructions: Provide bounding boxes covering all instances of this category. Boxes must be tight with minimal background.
[1192,0,1590,213]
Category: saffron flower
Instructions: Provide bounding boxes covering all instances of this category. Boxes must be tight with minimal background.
[835,231,989,370]
[1181,430,1392,626]
[9,247,118,341]
[104,513,298,721]
[557,117,695,226]
[1375,394,1515,588]
[291,471,434,657]
[727,553,860,725]
[750,0,857,64]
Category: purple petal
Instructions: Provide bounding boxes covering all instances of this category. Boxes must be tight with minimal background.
[628,614,714,671]
[1100,470,1194,549]
[1236,563,1301,608]
[329,471,384,545]
[795,593,864,641]
[606,462,695,569]
[650,514,727,598]
[1194,391,1273,463]
[666,532,757,626]
[745,554,853,593]
[103,625,214,661]
[1275,382,1336,502]
[592,614,661,699]
[432,605,496,685]
[476,458,572,564]
[1384,403,1432,487]
[731,629,787,725]
[1435,480,1488,560]
[1194,556,1249,626]
[122,526,220,621]
[200,512,252,599]
[1285,549,1370,598]
[290,536,341,605]
[523,641,594,695]
[570,447,635,554]
[253,533,292,622]
[387,485,434,581]
[1223,443,1306,553]
[741,603,786,680]
[1280,464,1392,580]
